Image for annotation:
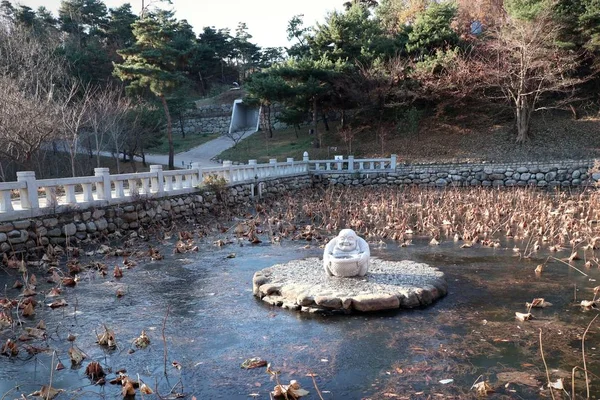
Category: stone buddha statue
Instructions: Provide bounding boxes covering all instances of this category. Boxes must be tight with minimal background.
[323,229,370,277]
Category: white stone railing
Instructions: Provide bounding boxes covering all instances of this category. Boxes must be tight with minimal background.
[0,154,398,221]
[309,155,397,173]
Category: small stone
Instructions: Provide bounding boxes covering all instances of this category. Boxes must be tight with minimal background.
[86,222,97,232]
[92,210,105,219]
[353,294,400,312]
[13,220,31,230]
[43,218,58,228]
[63,223,77,236]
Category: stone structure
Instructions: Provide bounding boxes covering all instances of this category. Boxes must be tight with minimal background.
[0,175,311,256]
[253,258,447,313]
[182,103,234,134]
[320,160,594,188]
[323,229,370,277]
[1,154,598,257]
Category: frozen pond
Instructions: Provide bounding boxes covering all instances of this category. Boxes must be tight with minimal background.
[1,235,599,399]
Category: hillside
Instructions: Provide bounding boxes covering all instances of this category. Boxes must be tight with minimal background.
[218,111,600,164]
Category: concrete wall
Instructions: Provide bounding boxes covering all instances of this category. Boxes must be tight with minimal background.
[229,100,260,133]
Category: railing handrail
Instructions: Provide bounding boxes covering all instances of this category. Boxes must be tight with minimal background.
[0,154,397,217]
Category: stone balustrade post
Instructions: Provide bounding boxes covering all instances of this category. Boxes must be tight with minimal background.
[94,168,111,200]
[303,151,309,162]
[390,154,397,170]
[223,160,233,182]
[0,190,13,212]
[190,162,202,187]
[249,160,257,179]
[269,158,277,177]
[16,171,39,210]
[286,157,294,174]
[348,155,355,172]
[150,165,164,194]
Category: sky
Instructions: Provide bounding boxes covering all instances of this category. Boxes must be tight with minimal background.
[16,0,344,48]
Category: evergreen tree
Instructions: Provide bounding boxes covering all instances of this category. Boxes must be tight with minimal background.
[406,2,459,56]
[114,9,191,170]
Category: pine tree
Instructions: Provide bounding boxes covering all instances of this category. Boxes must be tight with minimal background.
[114,10,191,170]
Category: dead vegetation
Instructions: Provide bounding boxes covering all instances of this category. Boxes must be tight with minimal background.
[1,185,600,398]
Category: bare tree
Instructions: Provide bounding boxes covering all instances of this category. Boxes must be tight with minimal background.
[60,83,95,177]
[85,84,129,168]
[0,76,61,172]
[0,21,68,178]
[479,12,583,143]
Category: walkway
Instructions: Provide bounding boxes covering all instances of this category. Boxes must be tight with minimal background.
[91,129,257,168]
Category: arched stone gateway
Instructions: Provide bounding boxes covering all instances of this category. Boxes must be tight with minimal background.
[252,258,447,313]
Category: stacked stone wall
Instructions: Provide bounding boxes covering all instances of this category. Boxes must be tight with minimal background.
[0,175,311,256]
[182,104,234,134]
[323,160,595,188]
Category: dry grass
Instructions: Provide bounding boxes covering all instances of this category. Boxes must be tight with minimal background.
[258,185,600,255]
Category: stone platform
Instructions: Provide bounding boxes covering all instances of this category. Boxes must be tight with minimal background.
[252,258,447,313]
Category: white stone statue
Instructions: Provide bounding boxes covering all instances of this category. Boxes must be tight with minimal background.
[323,229,370,277]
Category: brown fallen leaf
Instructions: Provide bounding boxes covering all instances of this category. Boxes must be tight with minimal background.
[22,287,37,297]
[472,381,494,396]
[12,280,23,289]
[580,300,597,310]
[48,299,68,309]
[22,302,35,317]
[515,312,533,321]
[25,327,46,339]
[534,264,544,274]
[29,385,64,399]
[548,378,564,390]
[85,361,105,381]
[272,380,309,399]
[61,277,76,287]
[140,382,154,394]
[133,330,150,348]
[241,357,268,369]
[69,346,85,365]
[113,265,123,278]
[23,344,48,355]
[526,298,552,309]
[47,287,62,297]
[97,326,116,348]
[122,378,136,397]
[1,339,18,357]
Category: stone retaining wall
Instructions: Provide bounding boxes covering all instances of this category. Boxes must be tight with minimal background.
[323,160,596,188]
[0,175,311,256]
[183,104,234,134]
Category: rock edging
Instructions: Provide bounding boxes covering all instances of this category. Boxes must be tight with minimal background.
[253,258,447,313]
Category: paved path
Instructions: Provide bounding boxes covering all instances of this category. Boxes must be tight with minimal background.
[96,129,257,169]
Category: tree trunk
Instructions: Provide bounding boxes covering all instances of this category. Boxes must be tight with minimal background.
[267,104,273,138]
[515,100,532,143]
[323,114,329,131]
[178,112,185,138]
[94,132,101,168]
[313,97,320,148]
[129,151,137,172]
[160,94,175,170]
